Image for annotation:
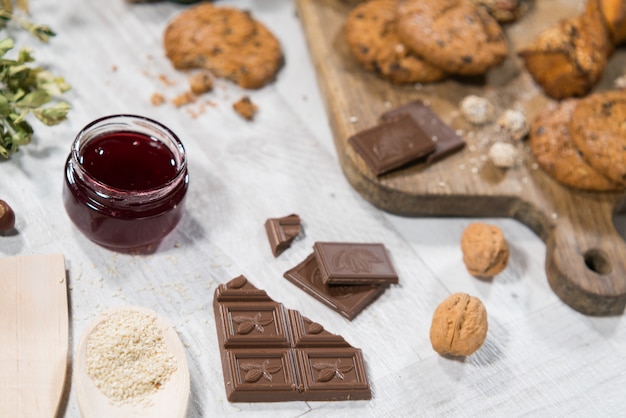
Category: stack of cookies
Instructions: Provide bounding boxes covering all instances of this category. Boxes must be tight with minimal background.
[530,90,626,192]
[344,0,512,84]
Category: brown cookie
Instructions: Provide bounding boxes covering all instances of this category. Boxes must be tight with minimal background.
[344,0,446,84]
[164,4,283,89]
[397,0,508,76]
[568,90,626,186]
[461,223,509,279]
[530,99,623,192]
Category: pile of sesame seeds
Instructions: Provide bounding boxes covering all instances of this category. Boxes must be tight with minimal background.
[86,309,178,405]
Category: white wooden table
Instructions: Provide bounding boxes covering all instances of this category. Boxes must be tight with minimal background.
[1,0,625,416]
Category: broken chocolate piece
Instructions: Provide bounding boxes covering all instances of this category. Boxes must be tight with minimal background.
[213,276,372,402]
[381,100,466,164]
[284,253,385,320]
[348,114,436,175]
[313,242,399,285]
[264,214,301,257]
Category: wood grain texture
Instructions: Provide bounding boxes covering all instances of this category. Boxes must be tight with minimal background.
[295,0,626,315]
[0,254,68,418]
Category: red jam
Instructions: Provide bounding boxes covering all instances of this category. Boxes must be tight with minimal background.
[64,115,189,253]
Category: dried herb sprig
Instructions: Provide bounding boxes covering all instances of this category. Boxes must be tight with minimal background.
[0,0,70,158]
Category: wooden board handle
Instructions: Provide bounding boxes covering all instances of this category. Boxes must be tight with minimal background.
[544,201,626,316]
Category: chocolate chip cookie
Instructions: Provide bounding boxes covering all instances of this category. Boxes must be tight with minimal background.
[530,99,623,192]
[164,4,283,89]
[397,0,508,76]
[345,0,446,84]
[568,90,626,186]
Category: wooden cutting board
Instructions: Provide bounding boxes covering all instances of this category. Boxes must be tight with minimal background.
[0,254,69,417]
[295,0,626,315]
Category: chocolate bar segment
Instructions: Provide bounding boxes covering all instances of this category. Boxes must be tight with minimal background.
[284,253,385,320]
[380,100,466,164]
[348,114,436,175]
[264,214,301,257]
[214,276,372,402]
[313,242,399,285]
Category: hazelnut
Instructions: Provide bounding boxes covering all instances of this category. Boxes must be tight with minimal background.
[461,222,509,278]
[0,199,16,232]
[430,293,488,357]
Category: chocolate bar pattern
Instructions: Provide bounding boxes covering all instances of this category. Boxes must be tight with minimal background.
[213,276,371,402]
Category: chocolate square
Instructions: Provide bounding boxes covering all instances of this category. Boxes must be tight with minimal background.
[313,242,398,285]
[348,114,436,175]
[264,214,301,257]
[283,253,385,320]
[213,276,372,402]
[380,100,466,164]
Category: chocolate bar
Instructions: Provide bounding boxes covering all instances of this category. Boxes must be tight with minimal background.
[213,276,372,402]
[380,100,466,164]
[284,253,385,320]
[348,114,436,175]
[264,214,301,257]
[313,242,398,285]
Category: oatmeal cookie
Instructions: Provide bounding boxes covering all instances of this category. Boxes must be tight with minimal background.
[397,0,508,76]
[163,4,283,89]
[568,90,626,186]
[530,99,622,192]
[344,0,446,84]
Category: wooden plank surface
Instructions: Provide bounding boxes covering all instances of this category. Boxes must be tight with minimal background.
[0,0,624,416]
[295,0,626,315]
[0,254,68,418]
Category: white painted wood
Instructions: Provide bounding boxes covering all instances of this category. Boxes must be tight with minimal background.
[0,0,623,416]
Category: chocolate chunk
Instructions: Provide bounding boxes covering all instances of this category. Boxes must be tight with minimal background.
[213,276,372,402]
[313,242,399,285]
[264,214,301,257]
[381,100,466,164]
[348,114,436,175]
[284,253,385,320]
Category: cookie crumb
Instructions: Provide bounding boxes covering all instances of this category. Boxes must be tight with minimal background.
[488,142,517,168]
[189,72,213,95]
[172,91,196,108]
[460,95,495,125]
[233,96,258,120]
[151,92,166,106]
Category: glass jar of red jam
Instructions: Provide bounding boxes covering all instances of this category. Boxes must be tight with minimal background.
[64,115,189,253]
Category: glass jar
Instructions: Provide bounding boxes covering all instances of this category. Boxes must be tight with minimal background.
[63,115,189,253]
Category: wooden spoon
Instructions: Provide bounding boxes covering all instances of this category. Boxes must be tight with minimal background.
[75,306,190,418]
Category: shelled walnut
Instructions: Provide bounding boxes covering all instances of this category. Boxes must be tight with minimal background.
[461,222,509,278]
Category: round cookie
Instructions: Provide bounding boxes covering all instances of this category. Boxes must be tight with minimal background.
[164,4,283,89]
[530,100,623,192]
[397,0,508,76]
[568,90,626,185]
[344,0,446,84]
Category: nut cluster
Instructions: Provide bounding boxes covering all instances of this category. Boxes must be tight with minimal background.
[430,293,488,357]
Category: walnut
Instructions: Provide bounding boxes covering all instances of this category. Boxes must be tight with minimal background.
[461,222,509,278]
[430,293,488,357]
[0,199,16,232]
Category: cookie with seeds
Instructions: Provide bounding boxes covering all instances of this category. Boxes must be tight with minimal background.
[344,0,446,84]
[164,4,283,89]
[530,99,623,192]
[397,0,508,76]
[568,90,626,186]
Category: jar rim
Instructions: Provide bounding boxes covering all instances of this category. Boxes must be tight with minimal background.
[71,114,188,199]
